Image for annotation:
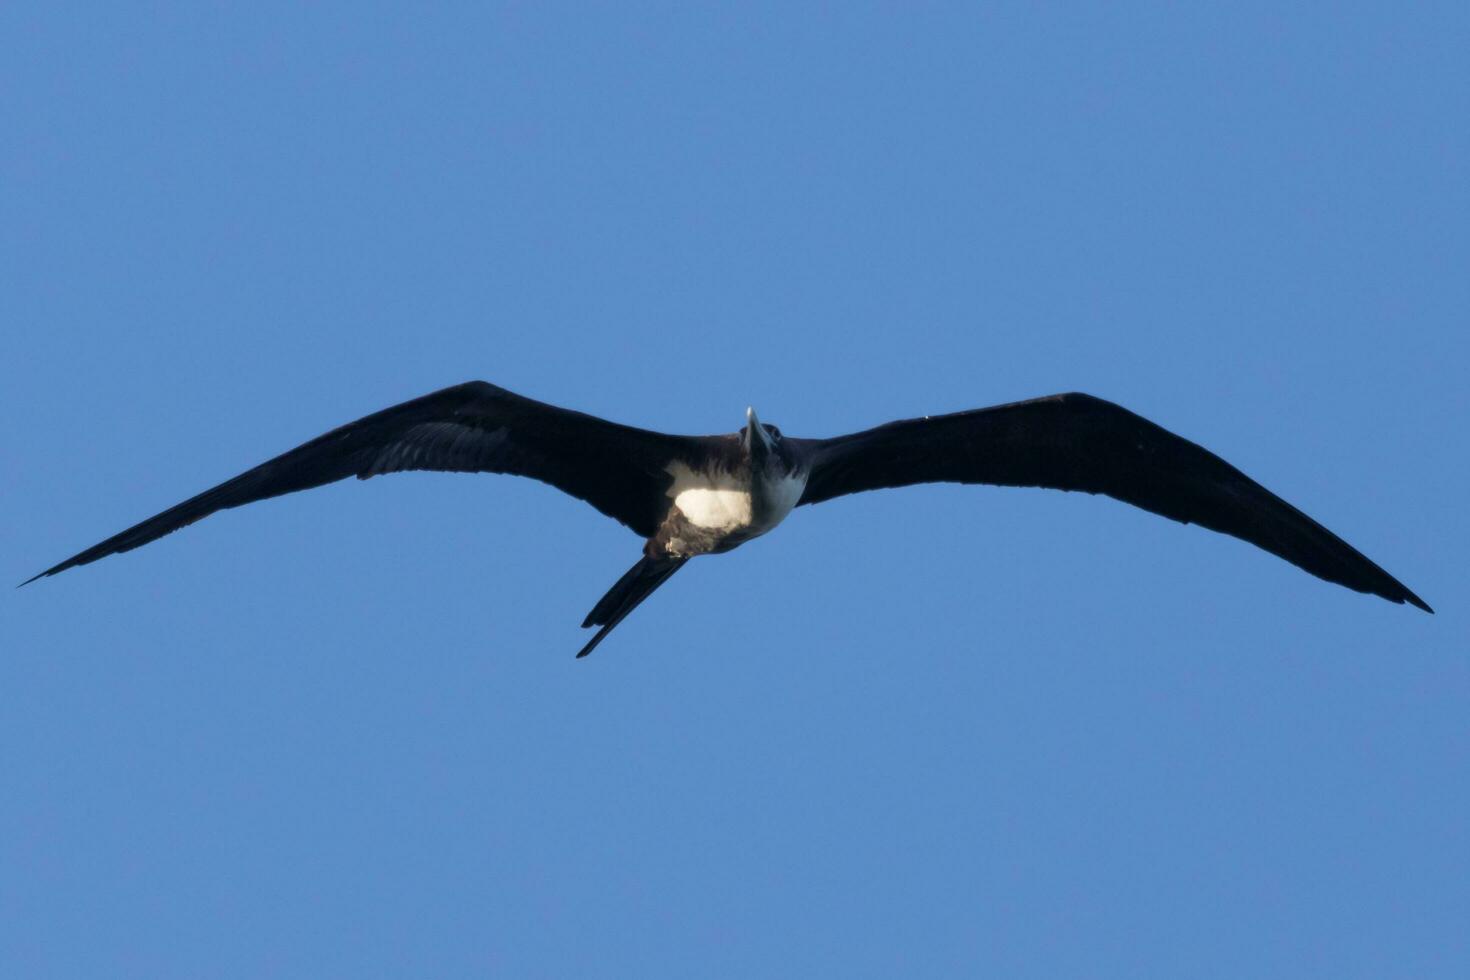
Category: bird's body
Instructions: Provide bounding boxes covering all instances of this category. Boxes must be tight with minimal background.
[24,381,1431,656]
[655,428,808,557]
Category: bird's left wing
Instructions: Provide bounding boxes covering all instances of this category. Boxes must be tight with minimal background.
[25,381,694,583]
[793,392,1429,611]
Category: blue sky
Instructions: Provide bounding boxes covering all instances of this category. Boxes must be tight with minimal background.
[4,3,1466,976]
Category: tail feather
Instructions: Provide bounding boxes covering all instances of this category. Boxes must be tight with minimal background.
[576,556,688,658]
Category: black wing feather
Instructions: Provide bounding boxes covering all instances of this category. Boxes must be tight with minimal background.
[796,393,1430,612]
[25,381,690,584]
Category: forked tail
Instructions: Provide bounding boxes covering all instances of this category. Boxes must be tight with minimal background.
[577,555,689,658]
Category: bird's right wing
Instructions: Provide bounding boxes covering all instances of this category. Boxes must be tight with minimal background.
[26,381,695,584]
[794,392,1429,611]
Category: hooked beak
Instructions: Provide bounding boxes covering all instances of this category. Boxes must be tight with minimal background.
[744,406,771,460]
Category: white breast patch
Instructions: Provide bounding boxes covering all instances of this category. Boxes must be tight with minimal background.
[666,461,754,531]
[675,487,754,530]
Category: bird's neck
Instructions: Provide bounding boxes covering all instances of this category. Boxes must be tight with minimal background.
[749,460,806,528]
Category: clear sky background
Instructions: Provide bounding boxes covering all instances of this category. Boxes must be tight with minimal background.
[4,4,1466,977]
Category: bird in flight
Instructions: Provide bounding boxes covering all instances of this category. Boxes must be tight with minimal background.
[24,381,1430,655]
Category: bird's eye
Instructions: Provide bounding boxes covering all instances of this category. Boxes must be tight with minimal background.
[766,425,782,441]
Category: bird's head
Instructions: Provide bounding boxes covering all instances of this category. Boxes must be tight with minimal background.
[742,407,793,473]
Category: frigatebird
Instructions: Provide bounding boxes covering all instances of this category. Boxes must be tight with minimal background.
[24,381,1430,655]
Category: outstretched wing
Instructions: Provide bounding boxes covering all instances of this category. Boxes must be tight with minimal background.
[794,393,1430,611]
[25,381,692,584]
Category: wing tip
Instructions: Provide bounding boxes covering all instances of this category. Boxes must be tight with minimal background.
[1402,591,1434,615]
[17,566,58,588]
